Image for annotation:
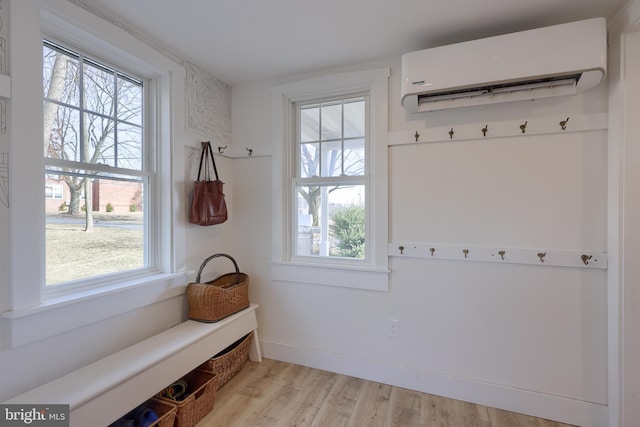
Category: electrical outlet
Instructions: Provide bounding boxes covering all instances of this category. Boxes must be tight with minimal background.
[387,319,399,338]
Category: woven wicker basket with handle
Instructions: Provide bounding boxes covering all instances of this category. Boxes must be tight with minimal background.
[186,253,250,323]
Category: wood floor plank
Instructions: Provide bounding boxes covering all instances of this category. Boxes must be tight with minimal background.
[422,394,492,427]
[310,375,366,427]
[228,360,307,426]
[389,387,423,426]
[197,359,577,427]
[487,407,574,427]
[346,380,393,427]
[276,368,338,427]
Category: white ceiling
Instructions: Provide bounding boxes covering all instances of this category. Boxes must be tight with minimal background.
[79,0,625,85]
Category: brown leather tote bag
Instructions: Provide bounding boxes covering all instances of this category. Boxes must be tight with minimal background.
[189,141,228,226]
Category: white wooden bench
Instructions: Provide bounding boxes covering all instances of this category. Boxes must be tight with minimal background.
[5,304,261,427]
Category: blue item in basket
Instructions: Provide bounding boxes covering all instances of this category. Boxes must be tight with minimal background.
[131,406,159,427]
[109,404,158,427]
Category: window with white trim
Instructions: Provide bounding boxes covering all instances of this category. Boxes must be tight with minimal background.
[272,69,390,291]
[43,39,150,288]
[2,2,184,350]
[45,183,63,199]
[295,95,368,259]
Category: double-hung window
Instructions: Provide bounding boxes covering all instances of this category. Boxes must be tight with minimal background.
[272,68,390,291]
[295,95,367,259]
[43,39,149,288]
[4,2,184,349]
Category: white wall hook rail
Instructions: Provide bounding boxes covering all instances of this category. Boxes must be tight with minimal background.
[388,242,607,269]
[388,113,607,147]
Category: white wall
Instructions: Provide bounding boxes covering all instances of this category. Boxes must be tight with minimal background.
[231,58,610,426]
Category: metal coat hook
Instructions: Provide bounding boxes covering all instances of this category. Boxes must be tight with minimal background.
[537,252,546,263]
[560,117,570,131]
[463,249,469,259]
[429,247,435,257]
[218,145,228,154]
[449,128,454,139]
[245,147,253,156]
[482,125,488,137]
[414,131,420,142]
[399,245,404,255]
[520,121,528,134]
[498,250,506,260]
[581,254,592,265]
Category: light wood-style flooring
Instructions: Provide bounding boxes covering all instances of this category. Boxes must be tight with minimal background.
[197,358,575,427]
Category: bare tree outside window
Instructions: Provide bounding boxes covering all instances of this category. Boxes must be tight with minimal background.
[296,97,367,258]
[43,40,146,285]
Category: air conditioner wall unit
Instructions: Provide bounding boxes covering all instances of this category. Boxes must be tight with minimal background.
[400,18,607,113]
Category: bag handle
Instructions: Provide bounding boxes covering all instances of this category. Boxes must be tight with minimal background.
[196,141,220,182]
[195,253,240,283]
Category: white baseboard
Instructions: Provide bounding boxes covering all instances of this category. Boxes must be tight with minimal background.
[261,340,608,427]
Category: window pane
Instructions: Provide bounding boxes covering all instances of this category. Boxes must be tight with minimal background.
[118,75,143,126]
[343,138,365,176]
[296,184,365,258]
[321,103,342,140]
[45,103,81,161]
[45,185,63,199]
[344,100,365,138]
[300,142,319,178]
[84,61,115,117]
[117,123,143,170]
[43,45,79,106]
[300,106,319,142]
[321,140,342,177]
[45,173,145,286]
[44,42,144,173]
[294,94,368,261]
[86,113,116,165]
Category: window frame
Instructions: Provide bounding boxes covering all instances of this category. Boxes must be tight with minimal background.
[271,68,390,291]
[2,2,186,349]
[292,93,370,262]
[42,37,153,293]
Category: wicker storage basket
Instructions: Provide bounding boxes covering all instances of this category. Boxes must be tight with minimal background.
[187,253,250,323]
[156,369,219,427]
[146,398,178,427]
[199,331,253,390]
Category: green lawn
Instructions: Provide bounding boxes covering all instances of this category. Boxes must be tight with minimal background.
[45,212,144,285]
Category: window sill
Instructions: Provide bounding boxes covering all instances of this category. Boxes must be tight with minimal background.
[2,272,188,348]
[271,261,389,291]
